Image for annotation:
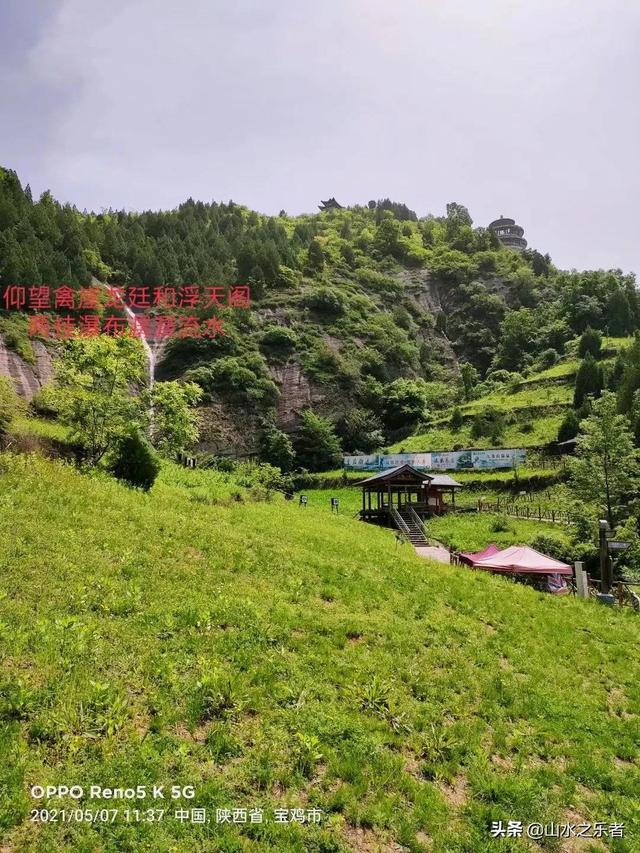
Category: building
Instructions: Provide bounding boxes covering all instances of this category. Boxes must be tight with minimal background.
[354,464,462,524]
[489,215,527,250]
[318,197,343,211]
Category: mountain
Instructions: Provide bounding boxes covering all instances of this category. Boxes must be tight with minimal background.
[0,166,637,464]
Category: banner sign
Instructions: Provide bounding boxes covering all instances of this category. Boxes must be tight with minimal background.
[343,448,526,472]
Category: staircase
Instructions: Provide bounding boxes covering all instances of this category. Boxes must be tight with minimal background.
[391,504,429,547]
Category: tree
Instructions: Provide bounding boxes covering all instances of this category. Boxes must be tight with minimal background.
[459,362,479,402]
[260,423,295,472]
[557,410,579,444]
[574,353,604,408]
[336,408,384,453]
[381,379,427,430]
[53,335,147,465]
[445,202,472,227]
[294,410,342,472]
[569,392,640,527]
[109,429,161,491]
[450,407,464,429]
[307,239,325,272]
[470,407,505,443]
[607,289,632,337]
[615,335,640,413]
[494,309,538,371]
[148,380,202,456]
[374,216,404,260]
[578,327,602,358]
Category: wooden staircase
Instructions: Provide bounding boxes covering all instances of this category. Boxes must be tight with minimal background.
[391,505,429,547]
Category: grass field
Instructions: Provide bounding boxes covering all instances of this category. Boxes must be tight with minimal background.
[1,454,639,851]
[427,513,572,554]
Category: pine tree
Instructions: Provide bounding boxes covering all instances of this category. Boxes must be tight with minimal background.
[574,354,603,407]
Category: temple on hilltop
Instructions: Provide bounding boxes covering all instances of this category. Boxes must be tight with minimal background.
[489,215,527,250]
[318,197,343,211]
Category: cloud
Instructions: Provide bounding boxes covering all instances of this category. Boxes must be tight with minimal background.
[1,0,638,274]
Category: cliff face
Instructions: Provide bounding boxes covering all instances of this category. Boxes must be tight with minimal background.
[269,362,322,430]
[0,335,54,399]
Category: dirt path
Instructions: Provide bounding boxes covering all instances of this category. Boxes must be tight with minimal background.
[414,544,451,564]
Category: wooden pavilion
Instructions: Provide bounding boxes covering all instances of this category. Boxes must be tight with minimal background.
[354,464,462,525]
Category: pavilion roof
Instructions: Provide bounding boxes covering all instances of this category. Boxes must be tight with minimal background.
[428,474,463,488]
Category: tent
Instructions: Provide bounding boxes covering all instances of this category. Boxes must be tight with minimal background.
[473,544,572,576]
[458,544,501,566]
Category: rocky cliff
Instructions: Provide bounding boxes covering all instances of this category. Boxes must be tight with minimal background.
[0,335,54,400]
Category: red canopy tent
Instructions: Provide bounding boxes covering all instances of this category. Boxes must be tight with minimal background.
[473,545,572,576]
[458,544,501,566]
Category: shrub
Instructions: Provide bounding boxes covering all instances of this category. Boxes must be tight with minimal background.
[304,287,344,317]
[260,424,295,472]
[450,407,464,430]
[188,355,278,408]
[29,386,59,419]
[276,266,301,289]
[557,410,580,444]
[109,430,161,491]
[470,407,505,442]
[0,377,21,438]
[259,325,298,358]
[294,410,342,472]
[490,515,513,533]
[530,534,572,564]
[578,327,602,359]
[538,348,559,369]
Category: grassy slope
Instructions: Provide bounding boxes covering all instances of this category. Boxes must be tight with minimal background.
[389,340,631,456]
[1,456,639,852]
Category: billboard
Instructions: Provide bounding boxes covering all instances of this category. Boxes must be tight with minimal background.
[343,448,526,472]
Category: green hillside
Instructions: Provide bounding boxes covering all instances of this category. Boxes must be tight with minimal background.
[2,166,639,463]
[1,454,639,852]
[389,337,629,455]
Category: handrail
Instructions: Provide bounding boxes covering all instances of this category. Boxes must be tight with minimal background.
[390,507,412,536]
[405,505,429,539]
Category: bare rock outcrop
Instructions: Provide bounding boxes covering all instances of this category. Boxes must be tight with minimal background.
[269,361,323,429]
[0,334,54,400]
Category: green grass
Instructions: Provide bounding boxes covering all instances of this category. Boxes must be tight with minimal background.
[517,360,580,385]
[428,512,572,553]
[9,415,69,442]
[0,313,36,365]
[462,383,572,415]
[1,455,639,851]
[389,414,567,453]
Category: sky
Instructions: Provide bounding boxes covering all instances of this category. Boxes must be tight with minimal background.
[1,0,638,275]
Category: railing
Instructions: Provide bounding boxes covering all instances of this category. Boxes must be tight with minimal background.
[390,507,412,536]
[404,504,429,539]
[476,499,570,524]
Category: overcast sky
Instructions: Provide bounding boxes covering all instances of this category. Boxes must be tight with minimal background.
[1,0,638,275]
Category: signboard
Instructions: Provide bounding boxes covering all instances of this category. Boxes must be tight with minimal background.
[607,540,630,552]
[343,448,526,472]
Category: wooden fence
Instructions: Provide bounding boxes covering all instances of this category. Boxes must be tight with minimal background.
[476,499,570,524]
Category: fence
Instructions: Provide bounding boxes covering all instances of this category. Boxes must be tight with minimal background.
[476,499,571,524]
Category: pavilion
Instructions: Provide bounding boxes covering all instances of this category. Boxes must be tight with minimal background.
[354,463,462,524]
[318,197,343,211]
